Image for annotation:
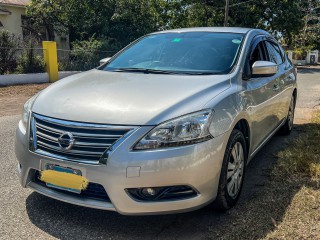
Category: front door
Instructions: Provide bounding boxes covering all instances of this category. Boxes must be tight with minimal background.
[243,38,282,152]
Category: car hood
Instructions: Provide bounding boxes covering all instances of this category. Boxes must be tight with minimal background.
[32,69,230,125]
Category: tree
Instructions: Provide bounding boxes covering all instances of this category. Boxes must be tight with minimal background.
[291,0,320,50]
[27,0,168,47]
[25,0,312,51]
[26,0,117,42]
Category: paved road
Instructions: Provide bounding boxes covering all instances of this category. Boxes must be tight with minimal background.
[0,71,319,240]
[295,68,320,123]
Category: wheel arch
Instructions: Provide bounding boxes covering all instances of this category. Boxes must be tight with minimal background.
[293,88,297,106]
[233,119,250,158]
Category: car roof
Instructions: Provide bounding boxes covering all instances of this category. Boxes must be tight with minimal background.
[152,27,268,35]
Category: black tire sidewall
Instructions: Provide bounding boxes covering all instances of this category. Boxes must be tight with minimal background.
[216,129,247,210]
[279,95,296,135]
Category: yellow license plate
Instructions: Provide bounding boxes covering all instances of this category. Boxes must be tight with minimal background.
[40,165,88,194]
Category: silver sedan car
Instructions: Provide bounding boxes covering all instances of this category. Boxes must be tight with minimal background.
[15,27,297,215]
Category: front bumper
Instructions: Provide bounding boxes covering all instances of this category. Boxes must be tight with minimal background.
[15,120,228,215]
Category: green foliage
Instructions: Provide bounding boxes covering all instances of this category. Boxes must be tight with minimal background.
[26,0,316,52]
[16,37,45,74]
[60,37,105,71]
[0,30,22,74]
[16,54,45,74]
[293,48,306,60]
[0,30,45,74]
[292,45,314,60]
[292,0,320,50]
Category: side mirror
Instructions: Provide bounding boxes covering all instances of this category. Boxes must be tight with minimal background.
[252,61,278,77]
[99,57,111,66]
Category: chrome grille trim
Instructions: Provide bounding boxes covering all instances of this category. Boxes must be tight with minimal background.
[30,113,136,164]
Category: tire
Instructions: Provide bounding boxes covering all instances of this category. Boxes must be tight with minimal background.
[279,95,295,135]
[214,129,247,211]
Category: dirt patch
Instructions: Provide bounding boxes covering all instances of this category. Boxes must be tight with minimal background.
[295,108,315,124]
[0,83,50,117]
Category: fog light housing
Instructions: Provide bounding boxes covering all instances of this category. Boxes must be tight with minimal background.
[126,185,197,202]
[143,188,156,196]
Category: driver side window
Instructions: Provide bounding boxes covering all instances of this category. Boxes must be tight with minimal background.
[243,40,268,79]
[249,41,268,67]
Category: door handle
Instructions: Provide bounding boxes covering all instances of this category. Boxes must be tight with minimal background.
[273,84,280,91]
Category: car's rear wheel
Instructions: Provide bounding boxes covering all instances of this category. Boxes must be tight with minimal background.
[279,95,295,135]
[214,129,247,211]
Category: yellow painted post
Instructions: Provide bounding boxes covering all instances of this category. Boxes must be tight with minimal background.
[42,41,59,82]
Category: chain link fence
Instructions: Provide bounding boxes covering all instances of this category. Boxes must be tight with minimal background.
[57,49,117,72]
[1,47,118,74]
[0,30,119,75]
[0,47,46,75]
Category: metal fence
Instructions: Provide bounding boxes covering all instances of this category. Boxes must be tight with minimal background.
[0,47,45,74]
[1,46,118,75]
[57,49,117,72]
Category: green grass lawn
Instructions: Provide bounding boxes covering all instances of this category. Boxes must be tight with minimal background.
[264,111,320,239]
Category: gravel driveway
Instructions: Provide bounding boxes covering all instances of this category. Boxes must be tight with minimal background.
[0,69,319,239]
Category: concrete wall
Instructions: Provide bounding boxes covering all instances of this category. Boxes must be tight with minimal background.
[288,50,319,65]
[306,50,318,64]
[287,50,293,62]
[0,71,80,86]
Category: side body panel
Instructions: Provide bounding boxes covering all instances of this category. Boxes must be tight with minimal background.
[205,30,297,161]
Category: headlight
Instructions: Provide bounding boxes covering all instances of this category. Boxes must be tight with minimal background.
[22,94,38,127]
[133,110,213,150]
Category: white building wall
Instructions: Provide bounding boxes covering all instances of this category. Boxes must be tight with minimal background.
[306,50,318,64]
[0,5,25,37]
[0,4,69,50]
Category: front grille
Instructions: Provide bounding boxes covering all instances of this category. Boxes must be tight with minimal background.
[34,171,110,202]
[30,113,134,164]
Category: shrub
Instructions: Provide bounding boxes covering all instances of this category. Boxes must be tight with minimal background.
[292,46,314,60]
[16,36,45,74]
[64,36,105,71]
[16,54,45,74]
[292,49,306,60]
[0,30,22,74]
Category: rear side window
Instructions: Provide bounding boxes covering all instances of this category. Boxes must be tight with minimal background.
[265,41,283,65]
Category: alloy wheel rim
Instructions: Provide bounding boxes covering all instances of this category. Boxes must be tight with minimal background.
[227,142,245,198]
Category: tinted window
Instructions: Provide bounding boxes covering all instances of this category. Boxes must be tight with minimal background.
[249,41,268,67]
[265,41,283,65]
[99,32,244,74]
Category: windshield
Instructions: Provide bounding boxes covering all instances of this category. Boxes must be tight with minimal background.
[99,32,244,75]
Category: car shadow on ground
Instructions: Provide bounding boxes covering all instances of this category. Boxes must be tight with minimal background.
[297,67,320,74]
[25,124,313,240]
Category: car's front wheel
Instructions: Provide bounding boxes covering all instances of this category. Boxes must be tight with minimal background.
[214,129,247,211]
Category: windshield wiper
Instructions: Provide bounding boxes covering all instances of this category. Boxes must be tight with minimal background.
[113,68,219,75]
[179,71,219,75]
[113,68,177,75]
